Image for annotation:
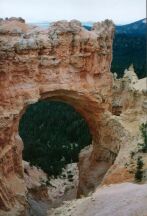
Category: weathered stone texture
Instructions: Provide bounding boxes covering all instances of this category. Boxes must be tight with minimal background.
[0,18,115,212]
[0,18,146,215]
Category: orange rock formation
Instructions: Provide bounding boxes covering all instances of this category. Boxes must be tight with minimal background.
[0,18,146,215]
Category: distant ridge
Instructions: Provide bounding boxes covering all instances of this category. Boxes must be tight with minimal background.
[111,18,146,78]
[116,18,146,35]
[28,22,50,29]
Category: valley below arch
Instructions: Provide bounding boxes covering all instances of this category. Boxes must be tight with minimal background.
[17,88,119,196]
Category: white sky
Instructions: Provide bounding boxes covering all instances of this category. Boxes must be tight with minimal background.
[0,0,146,24]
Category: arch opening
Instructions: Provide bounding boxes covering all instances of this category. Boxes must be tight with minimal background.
[0,89,119,213]
[19,100,92,177]
[18,100,93,212]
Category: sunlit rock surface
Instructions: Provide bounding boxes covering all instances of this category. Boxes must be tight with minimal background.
[49,183,147,216]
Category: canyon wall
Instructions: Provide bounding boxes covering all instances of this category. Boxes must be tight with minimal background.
[0,18,146,215]
[0,18,115,214]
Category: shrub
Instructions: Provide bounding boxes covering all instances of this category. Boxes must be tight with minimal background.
[130,151,135,159]
[135,169,143,182]
[139,123,147,153]
[135,156,144,182]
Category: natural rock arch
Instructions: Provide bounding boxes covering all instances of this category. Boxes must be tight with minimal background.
[0,18,125,212]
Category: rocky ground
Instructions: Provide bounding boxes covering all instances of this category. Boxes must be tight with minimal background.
[49,183,147,216]
[23,161,79,216]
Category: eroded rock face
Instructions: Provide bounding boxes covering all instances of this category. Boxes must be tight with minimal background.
[112,65,146,115]
[1,18,146,215]
[106,68,147,186]
[0,18,115,213]
[23,161,79,215]
[78,67,147,196]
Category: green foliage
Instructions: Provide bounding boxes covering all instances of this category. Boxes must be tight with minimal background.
[136,156,144,170]
[130,151,135,159]
[135,169,143,182]
[111,34,146,78]
[138,123,147,153]
[19,101,92,177]
[135,156,144,182]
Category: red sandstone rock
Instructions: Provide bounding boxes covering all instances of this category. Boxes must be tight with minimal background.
[0,18,114,213]
[0,18,146,215]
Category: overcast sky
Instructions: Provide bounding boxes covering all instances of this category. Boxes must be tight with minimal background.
[0,0,146,24]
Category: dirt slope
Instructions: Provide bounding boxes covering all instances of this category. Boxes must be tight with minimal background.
[49,183,147,216]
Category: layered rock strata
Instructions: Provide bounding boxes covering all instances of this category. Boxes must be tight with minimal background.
[0,18,115,213]
[0,18,146,215]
